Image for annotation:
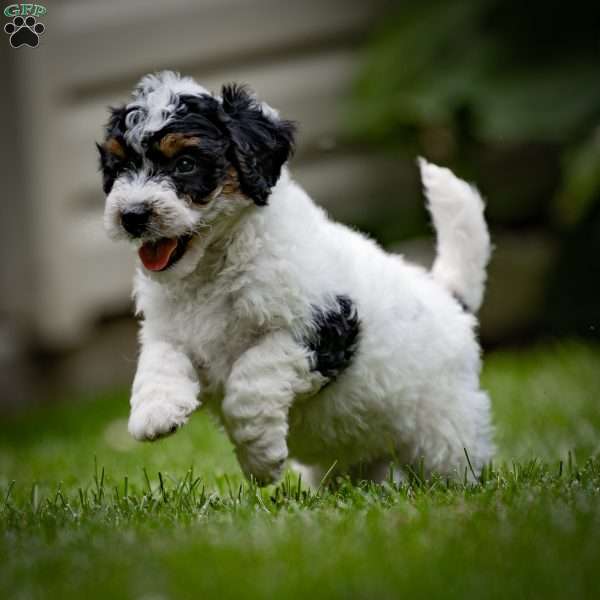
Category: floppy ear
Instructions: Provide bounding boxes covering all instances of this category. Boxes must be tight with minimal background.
[220,84,296,205]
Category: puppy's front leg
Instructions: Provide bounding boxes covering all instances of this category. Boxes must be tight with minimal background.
[223,331,323,485]
[128,336,200,441]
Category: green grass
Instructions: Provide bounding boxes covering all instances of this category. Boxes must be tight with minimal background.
[1,340,600,599]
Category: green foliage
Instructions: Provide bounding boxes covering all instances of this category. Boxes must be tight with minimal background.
[1,342,600,598]
[555,129,600,226]
[349,0,600,227]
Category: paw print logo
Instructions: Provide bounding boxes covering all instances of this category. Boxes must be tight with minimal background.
[4,15,45,48]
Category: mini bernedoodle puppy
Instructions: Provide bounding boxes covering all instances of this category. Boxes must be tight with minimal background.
[99,71,493,486]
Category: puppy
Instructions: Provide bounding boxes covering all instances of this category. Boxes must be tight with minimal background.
[99,71,493,485]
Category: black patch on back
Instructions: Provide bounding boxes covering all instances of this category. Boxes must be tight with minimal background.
[306,295,360,379]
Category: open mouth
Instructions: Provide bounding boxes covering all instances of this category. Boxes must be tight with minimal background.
[138,235,191,272]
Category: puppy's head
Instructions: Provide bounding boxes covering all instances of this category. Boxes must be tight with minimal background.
[98,71,295,278]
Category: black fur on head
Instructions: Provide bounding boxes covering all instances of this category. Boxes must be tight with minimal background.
[97,82,295,206]
[219,84,296,205]
[147,94,230,203]
[97,106,138,195]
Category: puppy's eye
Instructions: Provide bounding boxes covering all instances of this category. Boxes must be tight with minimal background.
[175,156,197,174]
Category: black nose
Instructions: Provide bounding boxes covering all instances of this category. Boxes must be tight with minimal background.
[121,205,151,237]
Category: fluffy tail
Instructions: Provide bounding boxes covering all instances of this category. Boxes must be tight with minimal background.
[418,158,491,313]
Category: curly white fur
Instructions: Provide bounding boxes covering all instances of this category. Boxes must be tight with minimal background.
[105,74,494,485]
[124,72,210,153]
[420,158,491,313]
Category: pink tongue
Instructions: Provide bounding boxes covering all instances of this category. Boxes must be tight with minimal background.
[138,238,178,271]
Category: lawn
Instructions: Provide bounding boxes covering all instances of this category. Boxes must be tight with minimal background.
[1,340,600,599]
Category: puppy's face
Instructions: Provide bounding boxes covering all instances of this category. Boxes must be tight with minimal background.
[98,72,294,278]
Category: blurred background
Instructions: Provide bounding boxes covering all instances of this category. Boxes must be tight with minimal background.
[1,0,599,410]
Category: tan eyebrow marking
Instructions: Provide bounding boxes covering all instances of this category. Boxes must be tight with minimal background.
[104,137,126,159]
[157,133,201,158]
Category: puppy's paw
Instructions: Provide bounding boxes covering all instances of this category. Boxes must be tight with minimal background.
[128,399,196,441]
[236,439,288,486]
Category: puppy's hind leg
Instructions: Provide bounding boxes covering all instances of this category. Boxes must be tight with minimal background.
[289,461,327,490]
[410,387,494,480]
